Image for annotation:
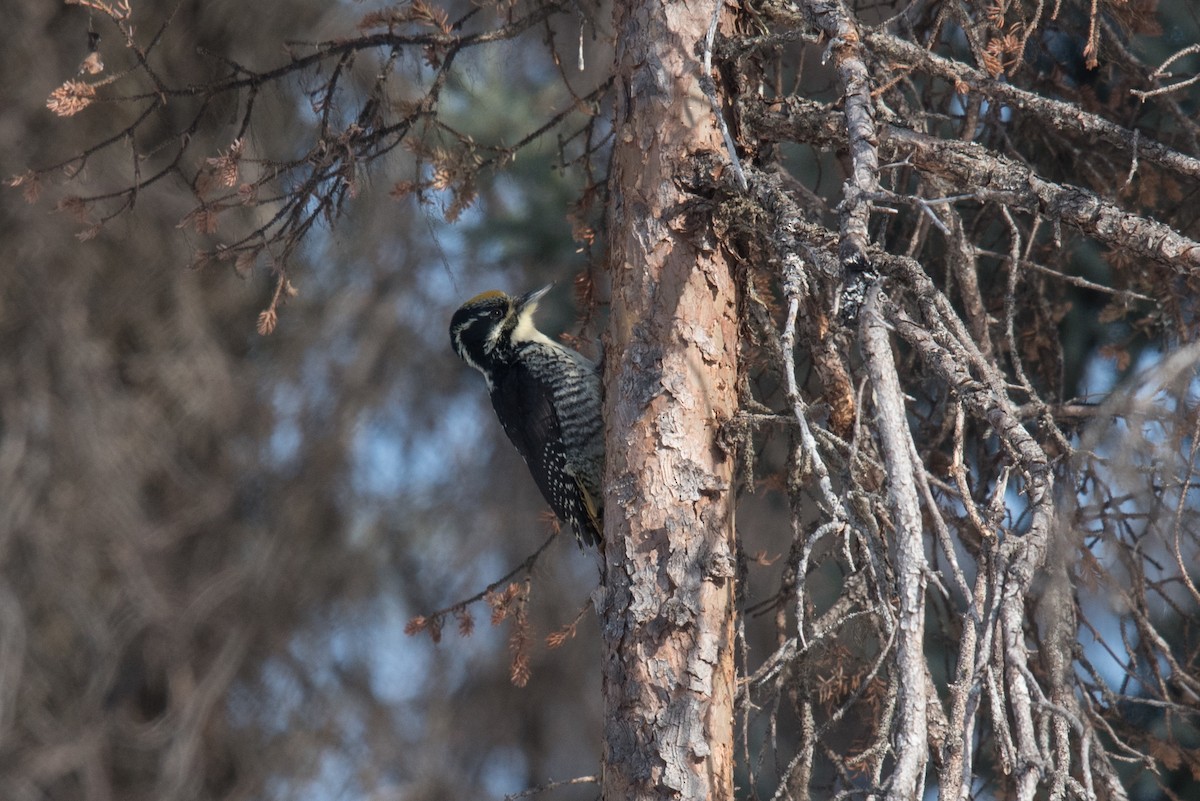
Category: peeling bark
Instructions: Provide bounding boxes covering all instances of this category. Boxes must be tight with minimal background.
[601,2,740,800]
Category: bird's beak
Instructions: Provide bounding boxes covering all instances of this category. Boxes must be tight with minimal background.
[517,283,553,312]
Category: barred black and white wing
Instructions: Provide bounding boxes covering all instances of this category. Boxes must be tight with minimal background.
[490,355,603,548]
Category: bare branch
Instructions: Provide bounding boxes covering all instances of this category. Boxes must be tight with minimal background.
[798,0,881,321]
[869,32,1200,181]
[861,286,928,801]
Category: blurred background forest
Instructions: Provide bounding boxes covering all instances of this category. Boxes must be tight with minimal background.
[2,1,1199,800]
[2,2,612,799]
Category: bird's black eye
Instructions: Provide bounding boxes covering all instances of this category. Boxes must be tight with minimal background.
[489,308,504,320]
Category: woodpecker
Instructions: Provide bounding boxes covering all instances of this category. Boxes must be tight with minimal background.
[450,285,604,548]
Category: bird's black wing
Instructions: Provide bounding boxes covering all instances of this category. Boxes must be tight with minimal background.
[489,361,599,546]
[491,360,558,472]
[489,362,573,525]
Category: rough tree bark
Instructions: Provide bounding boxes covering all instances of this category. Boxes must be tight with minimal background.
[601,1,739,799]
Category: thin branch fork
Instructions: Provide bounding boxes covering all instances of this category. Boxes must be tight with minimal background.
[98,2,572,102]
[884,126,1200,274]
[867,32,1200,182]
[875,295,1065,801]
[860,286,929,801]
[865,247,1067,796]
[31,0,591,264]
[748,96,1200,274]
[405,533,559,635]
[1131,42,1200,100]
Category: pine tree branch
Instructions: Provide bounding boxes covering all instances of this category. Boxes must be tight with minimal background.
[868,32,1200,182]
[748,97,1200,273]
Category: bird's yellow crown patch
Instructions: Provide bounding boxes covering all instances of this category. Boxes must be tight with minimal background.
[465,290,508,305]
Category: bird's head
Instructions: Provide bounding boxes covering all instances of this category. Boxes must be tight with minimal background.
[449,284,552,377]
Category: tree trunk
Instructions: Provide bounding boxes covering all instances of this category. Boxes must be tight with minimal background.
[601,2,739,800]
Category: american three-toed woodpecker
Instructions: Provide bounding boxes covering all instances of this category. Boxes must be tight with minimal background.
[449,285,604,548]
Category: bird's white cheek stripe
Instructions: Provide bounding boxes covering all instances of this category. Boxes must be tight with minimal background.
[453,323,483,374]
